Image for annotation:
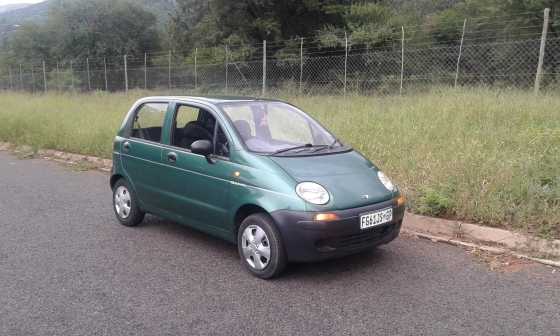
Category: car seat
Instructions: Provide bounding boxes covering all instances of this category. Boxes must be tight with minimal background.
[178,121,213,149]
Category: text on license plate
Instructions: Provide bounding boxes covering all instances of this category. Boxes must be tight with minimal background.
[360,208,393,230]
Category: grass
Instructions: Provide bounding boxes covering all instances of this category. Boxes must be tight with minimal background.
[0,88,558,238]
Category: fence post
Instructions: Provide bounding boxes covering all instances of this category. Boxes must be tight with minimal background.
[225,46,229,93]
[104,58,108,91]
[344,32,348,97]
[262,40,267,96]
[56,62,60,91]
[400,26,404,96]
[454,19,467,88]
[31,66,35,93]
[124,55,129,93]
[42,60,47,93]
[19,64,23,91]
[8,67,13,90]
[144,53,147,90]
[194,48,198,90]
[70,60,74,90]
[168,50,172,90]
[534,8,550,94]
[299,38,304,95]
[86,57,91,91]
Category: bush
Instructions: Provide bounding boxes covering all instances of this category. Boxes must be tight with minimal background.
[416,187,454,217]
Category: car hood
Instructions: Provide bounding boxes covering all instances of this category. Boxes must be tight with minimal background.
[269,151,395,210]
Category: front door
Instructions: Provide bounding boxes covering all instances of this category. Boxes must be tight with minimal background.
[159,103,235,237]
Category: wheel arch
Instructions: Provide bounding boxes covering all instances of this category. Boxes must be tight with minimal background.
[233,204,269,238]
[110,174,124,189]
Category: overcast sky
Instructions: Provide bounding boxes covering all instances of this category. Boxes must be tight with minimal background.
[0,0,45,6]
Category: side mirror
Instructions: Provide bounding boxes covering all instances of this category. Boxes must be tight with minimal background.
[191,140,213,162]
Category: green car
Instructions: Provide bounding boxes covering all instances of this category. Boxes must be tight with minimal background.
[111,96,405,279]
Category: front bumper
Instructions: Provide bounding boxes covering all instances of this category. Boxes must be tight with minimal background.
[271,198,404,262]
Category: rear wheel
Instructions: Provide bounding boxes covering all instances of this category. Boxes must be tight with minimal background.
[112,179,145,227]
[237,213,287,279]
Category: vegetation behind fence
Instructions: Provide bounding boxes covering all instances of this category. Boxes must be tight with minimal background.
[0,9,559,96]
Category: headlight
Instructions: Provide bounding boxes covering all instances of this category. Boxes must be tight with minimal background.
[377,171,396,192]
[295,182,330,205]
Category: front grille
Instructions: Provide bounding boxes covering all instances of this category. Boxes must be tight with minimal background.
[316,223,395,251]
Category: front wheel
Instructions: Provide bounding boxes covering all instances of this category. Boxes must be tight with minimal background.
[112,179,145,227]
[237,213,287,279]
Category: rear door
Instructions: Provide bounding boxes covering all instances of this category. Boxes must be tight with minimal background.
[121,102,169,213]
[159,102,235,237]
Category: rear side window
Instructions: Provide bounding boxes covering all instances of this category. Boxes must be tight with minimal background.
[131,103,168,143]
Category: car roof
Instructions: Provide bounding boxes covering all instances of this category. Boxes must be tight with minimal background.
[138,95,281,105]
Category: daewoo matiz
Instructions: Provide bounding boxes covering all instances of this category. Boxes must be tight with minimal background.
[111,96,405,278]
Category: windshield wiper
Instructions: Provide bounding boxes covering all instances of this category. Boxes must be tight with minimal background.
[272,143,314,155]
[309,139,341,153]
[272,139,342,156]
[309,144,330,153]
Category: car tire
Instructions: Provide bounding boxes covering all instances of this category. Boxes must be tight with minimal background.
[237,213,287,279]
[112,178,145,227]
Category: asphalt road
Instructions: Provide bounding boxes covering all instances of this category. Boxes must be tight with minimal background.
[0,152,558,336]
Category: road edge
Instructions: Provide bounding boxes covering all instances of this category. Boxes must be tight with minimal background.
[1,141,559,267]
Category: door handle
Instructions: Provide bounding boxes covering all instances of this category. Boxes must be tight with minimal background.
[167,152,177,163]
[123,141,130,152]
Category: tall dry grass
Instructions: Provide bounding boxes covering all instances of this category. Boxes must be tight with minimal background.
[0,88,558,237]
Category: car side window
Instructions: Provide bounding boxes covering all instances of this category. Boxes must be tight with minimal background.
[131,103,168,143]
[172,105,216,150]
[174,105,199,127]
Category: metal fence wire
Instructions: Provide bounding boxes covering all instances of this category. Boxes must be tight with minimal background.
[0,9,558,96]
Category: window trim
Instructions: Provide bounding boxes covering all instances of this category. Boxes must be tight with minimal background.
[212,121,230,159]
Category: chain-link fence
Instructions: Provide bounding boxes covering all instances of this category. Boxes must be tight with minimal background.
[1,10,558,96]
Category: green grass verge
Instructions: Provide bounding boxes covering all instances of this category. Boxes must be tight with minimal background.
[0,88,558,238]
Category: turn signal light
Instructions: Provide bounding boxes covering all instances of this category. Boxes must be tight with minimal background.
[314,213,339,222]
[396,195,406,207]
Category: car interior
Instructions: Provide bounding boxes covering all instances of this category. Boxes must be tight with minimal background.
[130,103,167,143]
[172,108,229,157]
[131,126,162,142]
[173,108,214,148]
[130,104,229,157]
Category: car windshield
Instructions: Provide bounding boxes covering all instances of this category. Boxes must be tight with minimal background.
[220,101,339,155]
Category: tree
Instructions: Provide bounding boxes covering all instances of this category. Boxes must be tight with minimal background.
[5,0,160,63]
[169,0,347,54]
[49,0,160,59]
[168,0,210,51]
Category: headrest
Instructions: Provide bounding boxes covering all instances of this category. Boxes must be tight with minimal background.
[183,121,212,140]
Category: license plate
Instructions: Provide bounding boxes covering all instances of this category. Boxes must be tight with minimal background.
[360,208,393,230]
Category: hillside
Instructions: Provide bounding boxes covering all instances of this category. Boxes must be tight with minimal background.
[0,3,33,14]
[0,1,49,26]
[0,0,176,30]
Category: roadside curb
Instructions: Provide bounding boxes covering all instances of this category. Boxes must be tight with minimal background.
[403,231,560,268]
[0,142,112,172]
[37,149,112,172]
[403,213,560,264]
[1,141,559,267]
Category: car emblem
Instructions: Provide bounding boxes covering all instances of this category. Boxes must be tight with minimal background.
[361,194,369,199]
